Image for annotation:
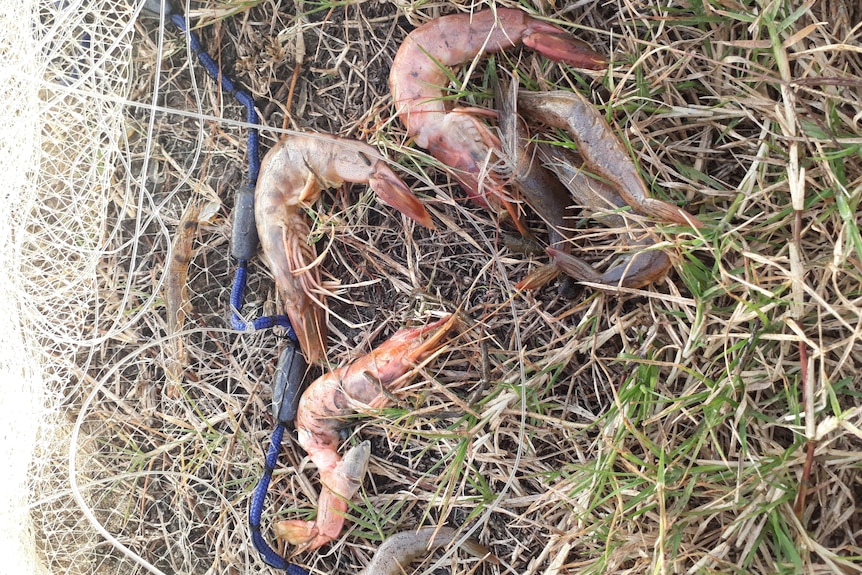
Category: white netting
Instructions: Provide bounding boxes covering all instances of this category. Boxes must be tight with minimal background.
[4,1,136,573]
[10,2,291,572]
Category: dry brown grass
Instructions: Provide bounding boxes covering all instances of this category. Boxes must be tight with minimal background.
[25,0,862,574]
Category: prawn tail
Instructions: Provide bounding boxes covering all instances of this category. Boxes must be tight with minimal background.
[274,441,371,550]
[548,246,674,289]
[274,519,317,547]
[522,31,606,70]
[546,247,604,284]
[599,250,673,289]
[368,163,435,229]
[638,197,704,229]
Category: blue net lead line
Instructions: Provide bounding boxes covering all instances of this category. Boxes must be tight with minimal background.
[143,1,309,572]
[249,424,308,575]
[166,11,261,184]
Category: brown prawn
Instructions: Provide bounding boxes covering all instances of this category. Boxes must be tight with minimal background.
[358,527,497,575]
[389,8,605,227]
[255,133,433,364]
[539,145,673,289]
[495,77,672,290]
[273,314,460,551]
[164,201,219,393]
[517,89,703,228]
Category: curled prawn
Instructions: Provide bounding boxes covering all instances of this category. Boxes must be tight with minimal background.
[255,133,433,364]
[389,7,605,226]
[496,78,672,289]
[274,314,460,551]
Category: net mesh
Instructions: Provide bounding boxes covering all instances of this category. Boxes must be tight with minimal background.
[12,3,299,573]
[10,1,862,574]
[8,1,145,573]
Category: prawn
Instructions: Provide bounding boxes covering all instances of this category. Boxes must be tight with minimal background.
[389,8,605,227]
[273,314,460,551]
[255,133,434,364]
[538,144,673,289]
[164,201,220,394]
[517,89,703,228]
[163,202,201,395]
[358,527,497,575]
[495,76,671,290]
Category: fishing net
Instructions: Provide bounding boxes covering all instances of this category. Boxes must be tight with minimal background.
[10,0,862,574]
[4,0,142,573]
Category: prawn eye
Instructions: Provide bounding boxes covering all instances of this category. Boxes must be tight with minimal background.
[356,151,372,167]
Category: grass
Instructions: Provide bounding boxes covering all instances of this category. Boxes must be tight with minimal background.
[22,0,862,574]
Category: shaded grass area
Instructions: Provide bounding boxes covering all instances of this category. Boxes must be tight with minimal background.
[28,0,862,574]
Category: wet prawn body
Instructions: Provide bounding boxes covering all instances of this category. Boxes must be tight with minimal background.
[389,8,605,217]
[274,315,459,551]
[255,133,432,364]
[164,203,201,388]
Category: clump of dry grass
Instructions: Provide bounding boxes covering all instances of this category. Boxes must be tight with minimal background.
[24,0,862,574]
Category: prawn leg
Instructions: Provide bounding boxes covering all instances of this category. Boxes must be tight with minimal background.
[274,315,460,551]
[255,133,433,364]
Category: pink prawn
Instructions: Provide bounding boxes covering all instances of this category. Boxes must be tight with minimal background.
[255,133,433,364]
[273,315,460,551]
[389,7,605,228]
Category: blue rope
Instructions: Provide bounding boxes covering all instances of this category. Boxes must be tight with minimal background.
[150,3,309,573]
[230,260,297,337]
[249,424,308,575]
[168,13,261,184]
